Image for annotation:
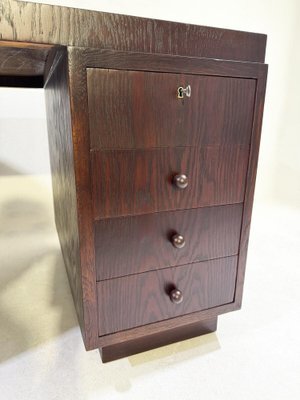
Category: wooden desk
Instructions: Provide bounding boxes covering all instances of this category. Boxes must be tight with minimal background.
[0,0,268,362]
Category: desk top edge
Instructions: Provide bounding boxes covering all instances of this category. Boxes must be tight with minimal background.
[1,0,267,63]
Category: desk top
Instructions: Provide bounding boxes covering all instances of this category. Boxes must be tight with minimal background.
[1,0,266,62]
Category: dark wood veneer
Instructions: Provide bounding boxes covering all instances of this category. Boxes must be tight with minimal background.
[0,41,54,77]
[234,67,268,306]
[74,46,266,355]
[0,0,266,62]
[97,301,238,348]
[44,50,85,339]
[83,48,266,78]
[97,256,237,336]
[67,48,99,350]
[88,69,256,149]
[91,145,249,219]
[100,317,217,362]
[95,204,243,280]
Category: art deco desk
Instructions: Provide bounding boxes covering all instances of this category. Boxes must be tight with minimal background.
[0,0,268,362]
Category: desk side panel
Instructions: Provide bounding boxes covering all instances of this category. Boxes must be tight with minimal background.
[44,50,85,342]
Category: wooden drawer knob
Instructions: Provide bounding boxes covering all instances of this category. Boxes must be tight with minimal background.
[173,174,188,189]
[169,288,183,304]
[171,233,186,249]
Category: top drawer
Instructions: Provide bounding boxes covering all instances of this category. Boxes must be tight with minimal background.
[87,69,256,150]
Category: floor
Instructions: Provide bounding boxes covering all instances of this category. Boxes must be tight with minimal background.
[0,174,299,400]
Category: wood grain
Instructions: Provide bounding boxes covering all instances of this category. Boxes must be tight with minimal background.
[95,204,243,280]
[97,301,238,348]
[67,47,99,350]
[69,47,266,355]
[83,48,266,79]
[67,47,258,352]
[0,0,266,62]
[44,50,84,338]
[88,69,256,149]
[97,256,237,336]
[94,66,268,352]
[234,67,268,306]
[0,40,54,77]
[91,145,249,219]
[100,317,217,362]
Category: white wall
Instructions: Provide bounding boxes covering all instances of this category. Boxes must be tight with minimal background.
[1,0,300,207]
[0,88,50,175]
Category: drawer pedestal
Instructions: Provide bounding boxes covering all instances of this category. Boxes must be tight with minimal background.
[47,46,267,362]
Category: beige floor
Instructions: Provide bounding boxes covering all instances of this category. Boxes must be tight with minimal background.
[0,174,299,400]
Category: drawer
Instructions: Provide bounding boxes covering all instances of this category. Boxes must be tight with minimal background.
[91,145,249,219]
[87,69,256,149]
[95,204,243,280]
[97,256,237,336]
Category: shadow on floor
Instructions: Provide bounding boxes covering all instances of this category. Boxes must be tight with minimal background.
[128,331,220,367]
[79,332,221,395]
[0,161,24,176]
[0,170,78,363]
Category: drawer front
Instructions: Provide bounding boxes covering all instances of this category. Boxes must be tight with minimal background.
[91,145,249,219]
[87,69,256,149]
[97,256,237,336]
[95,204,243,280]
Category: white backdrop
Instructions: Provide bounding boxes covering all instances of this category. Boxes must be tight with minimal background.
[1,0,300,207]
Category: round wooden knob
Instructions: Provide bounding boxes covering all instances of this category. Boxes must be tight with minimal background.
[171,233,186,249]
[169,288,183,304]
[173,174,188,189]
